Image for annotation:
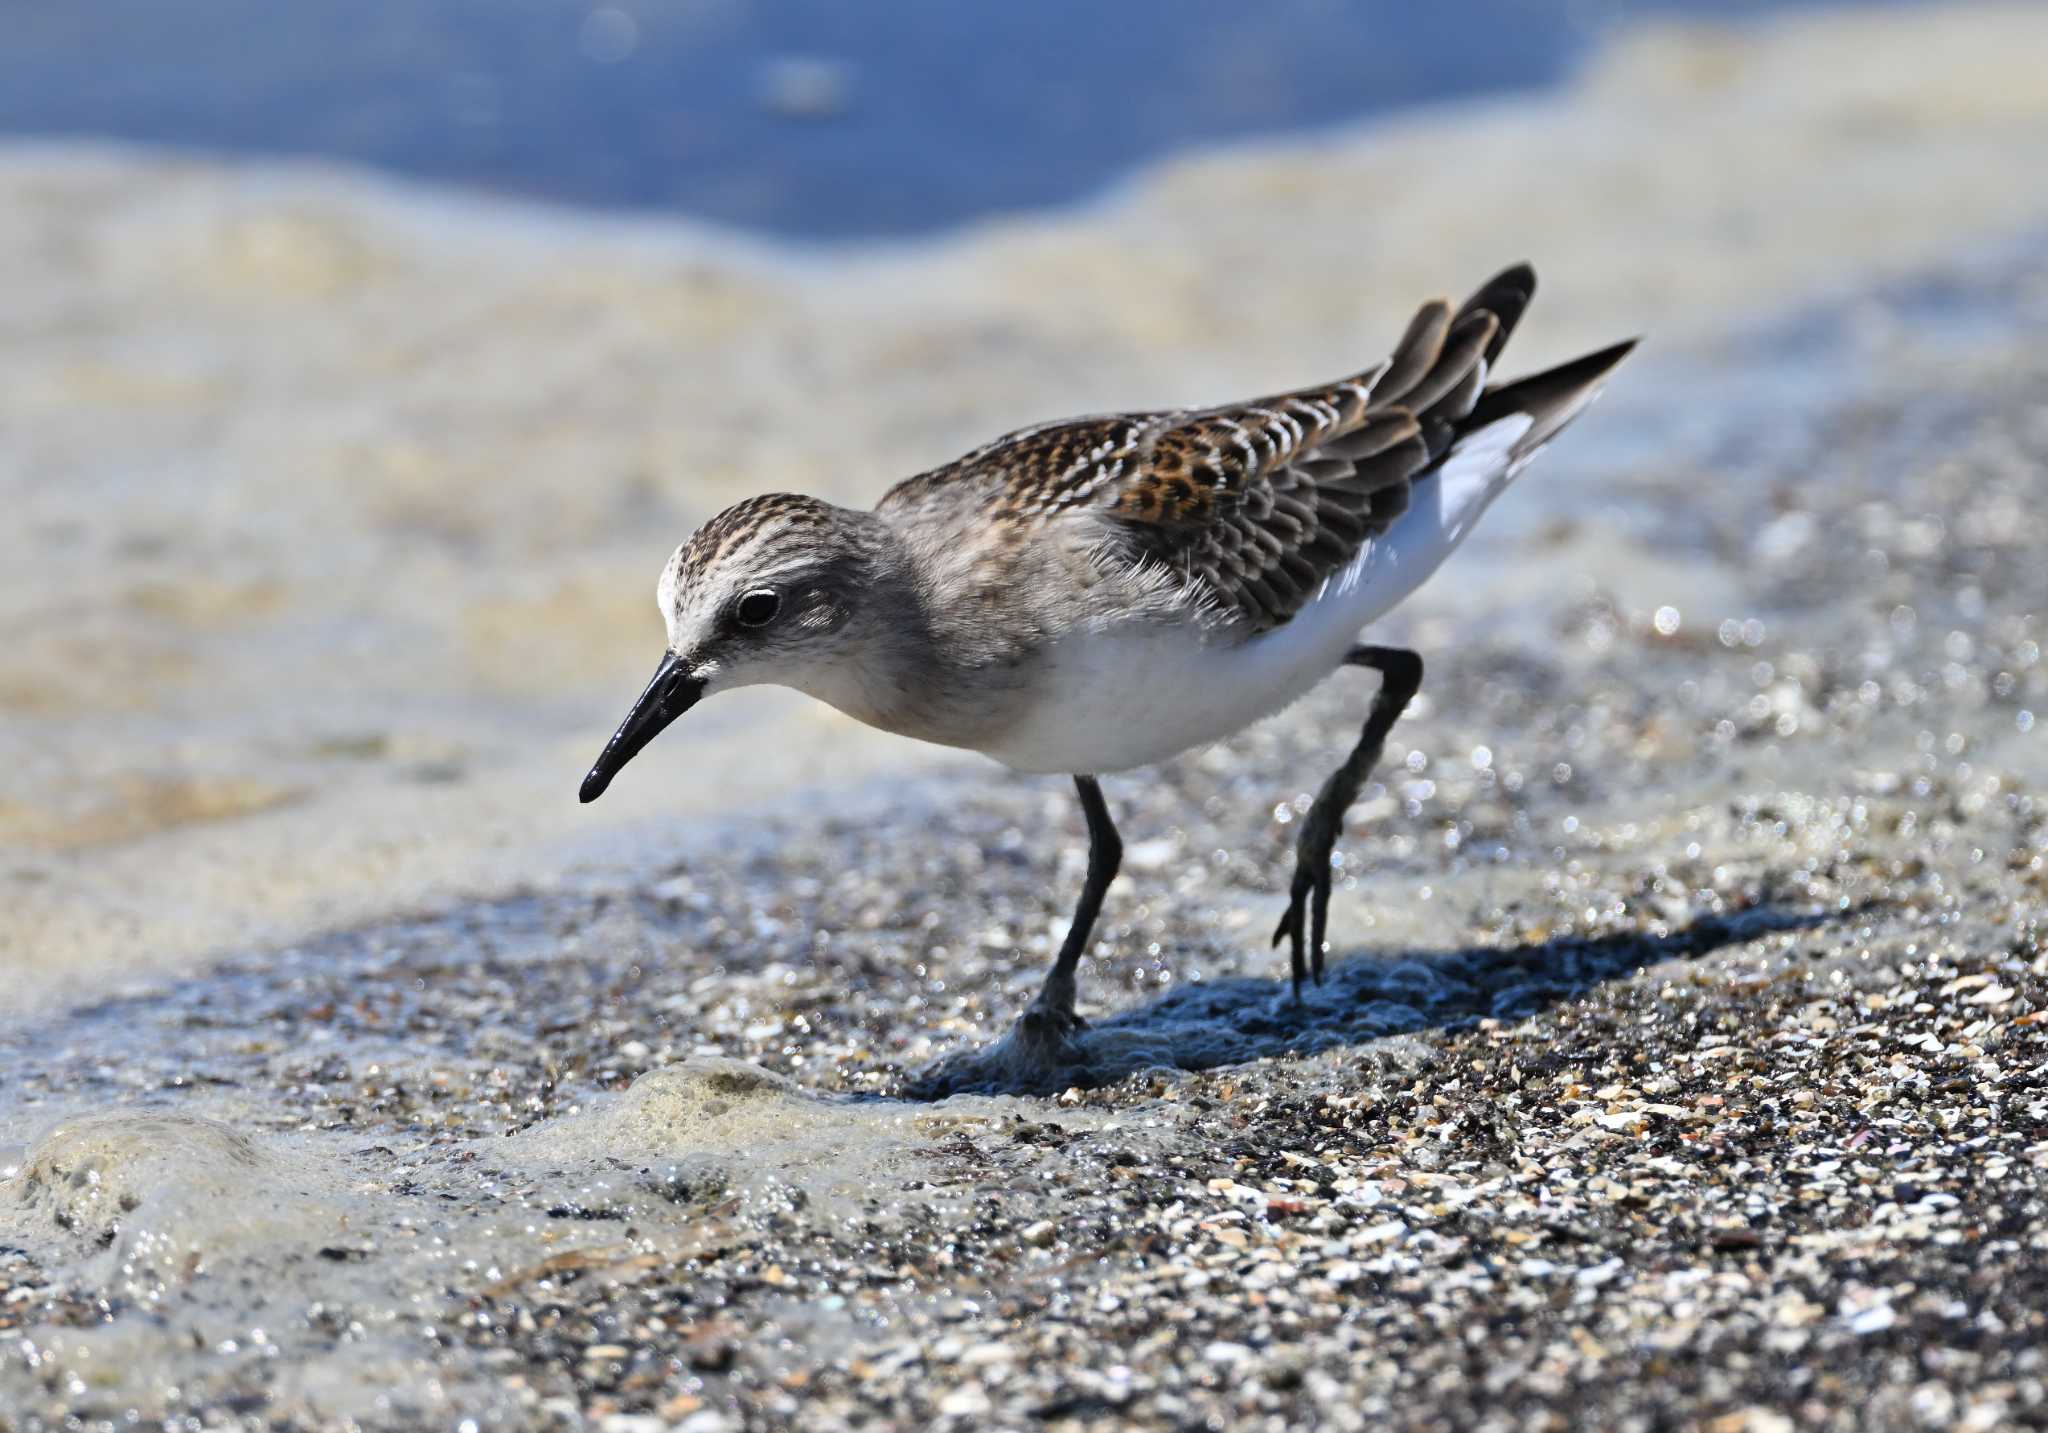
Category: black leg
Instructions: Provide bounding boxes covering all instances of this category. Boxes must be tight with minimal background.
[1023,774,1122,1036]
[1272,645,1423,994]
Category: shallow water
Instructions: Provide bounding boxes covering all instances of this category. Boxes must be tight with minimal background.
[0,0,1918,237]
[3,5,2048,1427]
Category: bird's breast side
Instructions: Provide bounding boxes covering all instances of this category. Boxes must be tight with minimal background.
[978,614,1351,775]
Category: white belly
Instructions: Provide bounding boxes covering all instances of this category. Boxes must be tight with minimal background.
[981,414,1536,774]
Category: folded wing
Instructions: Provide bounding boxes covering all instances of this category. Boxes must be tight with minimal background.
[1098,264,1562,631]
[876,263,1633,635]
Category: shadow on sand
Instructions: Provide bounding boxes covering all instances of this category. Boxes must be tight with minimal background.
[904,904,1840,1100]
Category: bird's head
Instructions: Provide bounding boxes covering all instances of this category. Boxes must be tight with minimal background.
[579,493,900,802]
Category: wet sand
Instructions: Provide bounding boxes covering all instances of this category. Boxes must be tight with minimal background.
[4,5,2048,1429]
[6,3,2048,1012]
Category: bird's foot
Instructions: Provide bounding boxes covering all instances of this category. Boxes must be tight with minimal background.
[983,997,1094,1094]
[1014,997,1088,1059]
[902,996,1092,1099]
[1272,833,1337,998]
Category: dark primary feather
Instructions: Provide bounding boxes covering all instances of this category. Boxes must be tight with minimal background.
[879,263,1633,632]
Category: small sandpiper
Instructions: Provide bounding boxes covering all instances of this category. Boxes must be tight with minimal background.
[581,264,1633,1081]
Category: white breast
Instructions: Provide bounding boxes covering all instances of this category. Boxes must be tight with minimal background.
[981,414,1536,775]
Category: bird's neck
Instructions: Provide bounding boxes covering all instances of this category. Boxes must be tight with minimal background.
[790,516,1036,752]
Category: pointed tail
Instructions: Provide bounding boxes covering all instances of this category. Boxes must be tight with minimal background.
[1465,334,1639,461]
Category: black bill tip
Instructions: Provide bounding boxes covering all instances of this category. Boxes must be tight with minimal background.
[580,652,704,803]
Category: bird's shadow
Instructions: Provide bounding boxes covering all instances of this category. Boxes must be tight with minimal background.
[902,904,1840,1100]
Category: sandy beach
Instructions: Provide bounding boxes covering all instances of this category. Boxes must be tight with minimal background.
[3,5,2047,1428]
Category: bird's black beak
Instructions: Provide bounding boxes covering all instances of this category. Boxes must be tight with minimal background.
[580,652,705,803]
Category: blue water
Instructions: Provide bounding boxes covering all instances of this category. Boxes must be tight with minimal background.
[1,0,1906,239]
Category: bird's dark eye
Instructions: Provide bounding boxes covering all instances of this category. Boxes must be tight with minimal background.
[735,589,781,628]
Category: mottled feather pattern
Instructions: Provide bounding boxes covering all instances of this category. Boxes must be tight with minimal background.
[675,491,837,583]
[609,261,1631,785]
[878,263,1553,634]
[592,261,1638,1077]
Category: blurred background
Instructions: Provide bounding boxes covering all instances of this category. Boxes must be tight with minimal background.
[3,0,2044,1010]
[0,0,1905,238]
